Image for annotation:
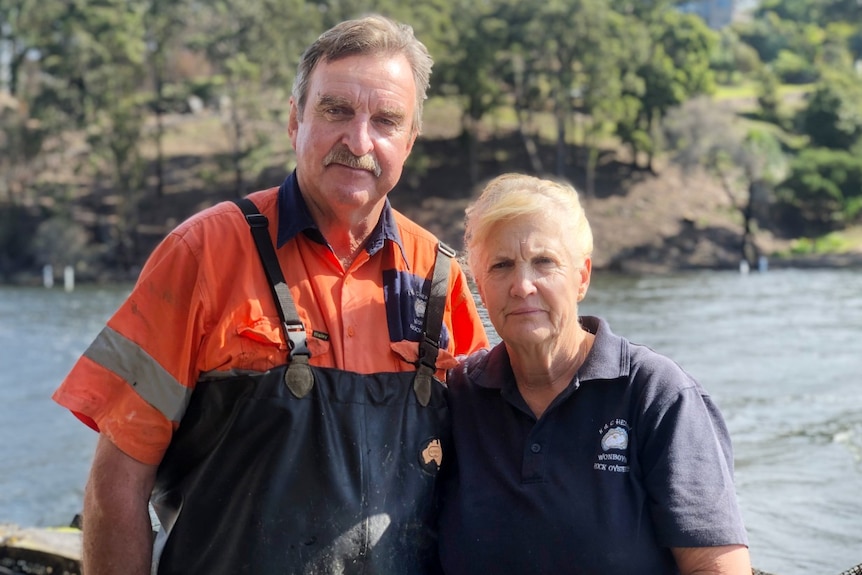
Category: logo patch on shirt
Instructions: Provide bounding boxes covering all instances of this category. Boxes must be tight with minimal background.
[593,419,631,474]
[418,437,443,475]
[601,426,628,451]
[382,269,450,348]
[311,330,329,341]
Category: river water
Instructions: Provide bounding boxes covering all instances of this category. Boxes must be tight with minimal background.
[1,268,861,575]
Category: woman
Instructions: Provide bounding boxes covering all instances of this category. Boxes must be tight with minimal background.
[439,173,751,574]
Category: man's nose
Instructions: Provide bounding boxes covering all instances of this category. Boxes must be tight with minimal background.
[343,118,374,156]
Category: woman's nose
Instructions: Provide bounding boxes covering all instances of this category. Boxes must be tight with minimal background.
[509,267,538,298]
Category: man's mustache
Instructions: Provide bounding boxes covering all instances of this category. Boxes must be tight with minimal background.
[323,145,382,177]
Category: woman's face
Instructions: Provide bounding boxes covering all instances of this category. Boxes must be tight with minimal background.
[475,212,591,349]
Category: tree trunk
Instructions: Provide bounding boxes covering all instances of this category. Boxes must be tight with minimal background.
[555,106,566,178]
[585,145,598,198]
[153,69,165,198]
[516,106,543,174]
[227,83,245,197]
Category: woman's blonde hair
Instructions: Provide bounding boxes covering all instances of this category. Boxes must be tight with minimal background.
[464,173,593,277]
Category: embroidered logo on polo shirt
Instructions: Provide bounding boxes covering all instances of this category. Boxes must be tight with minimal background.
[419,437,443,475]
[601,426,628,451]
[594,419,631,474]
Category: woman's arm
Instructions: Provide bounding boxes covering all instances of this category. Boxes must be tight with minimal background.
[672,544,752,575]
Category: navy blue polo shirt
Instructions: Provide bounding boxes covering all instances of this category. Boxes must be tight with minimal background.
[438,316,748,575]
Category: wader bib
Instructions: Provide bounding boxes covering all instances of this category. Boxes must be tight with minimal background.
[150,198,452,575]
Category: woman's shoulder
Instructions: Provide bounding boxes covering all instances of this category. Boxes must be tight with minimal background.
[450,347,489,377]
[448,346,512,391]
[584,315,704,400]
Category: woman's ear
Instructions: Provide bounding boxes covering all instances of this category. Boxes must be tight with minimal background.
[577,257,592,302]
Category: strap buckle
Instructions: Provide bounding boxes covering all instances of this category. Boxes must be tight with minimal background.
[284,322,310,357]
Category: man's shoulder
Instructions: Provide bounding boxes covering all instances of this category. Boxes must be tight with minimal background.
[172,188,279,238]
[390,207,442,248]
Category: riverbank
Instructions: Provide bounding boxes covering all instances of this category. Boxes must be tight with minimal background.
[4,112,862,285]
[397,159,862,275]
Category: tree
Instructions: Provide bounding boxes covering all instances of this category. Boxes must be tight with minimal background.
[143,0,191,197]
[432,0,508,185]
[664,96,787,265]
[617,9,717,172]
[711,28,763,86]
[572,6,646,195]
[734,11,796,64]
[27,0,150,271]
[190,0,319,196]
[800,70,862,150]
[776,147,862,233]
[756,68,782,125]
[0,93,45,206]
[493,0,641,189]
[0,0,58,97]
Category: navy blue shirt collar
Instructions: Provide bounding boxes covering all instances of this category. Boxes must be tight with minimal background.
[468,316,629,391]
[276,171,407,263]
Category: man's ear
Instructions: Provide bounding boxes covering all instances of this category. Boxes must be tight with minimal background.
[405,130,418,156]
[288,98,299,142]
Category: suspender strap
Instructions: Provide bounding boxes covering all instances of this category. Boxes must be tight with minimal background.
[413,242,454,406]
[234,197,451,406]
[234,198,313,398]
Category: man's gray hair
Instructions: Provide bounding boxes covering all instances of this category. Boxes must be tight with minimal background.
[291,14,433,133]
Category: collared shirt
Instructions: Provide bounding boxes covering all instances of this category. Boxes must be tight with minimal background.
[439,316,748,574]
[53,172,488,465]
[276,172,405,260]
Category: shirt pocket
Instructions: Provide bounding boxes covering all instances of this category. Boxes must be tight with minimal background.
[237,316,330,359]
[237,315,284,347]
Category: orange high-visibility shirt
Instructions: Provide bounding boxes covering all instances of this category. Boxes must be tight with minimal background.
[53,174,488,465]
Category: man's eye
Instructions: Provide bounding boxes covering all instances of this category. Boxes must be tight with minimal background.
[375,116,400,128]
[490,261,511,270]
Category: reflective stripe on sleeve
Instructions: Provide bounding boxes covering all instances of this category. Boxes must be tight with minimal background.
[83,326,192,423]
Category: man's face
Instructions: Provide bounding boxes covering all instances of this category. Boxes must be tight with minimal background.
[288,53,418,220]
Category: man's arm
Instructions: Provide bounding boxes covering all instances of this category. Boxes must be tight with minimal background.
[82,434,158,575]
[672,544,752,575]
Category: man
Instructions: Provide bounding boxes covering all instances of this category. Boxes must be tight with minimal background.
[53,15,488,575]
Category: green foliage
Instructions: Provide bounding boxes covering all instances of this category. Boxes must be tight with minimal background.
[756,68,782,123]
[756,0,823,22]
[776,147,862,232]
[786,232,855,255]
[734,12,794,63]
[614,9,717,168]
[800,71,862,149]
[1,0,861,278]
[711,29,763,85]
[772,49,818,84]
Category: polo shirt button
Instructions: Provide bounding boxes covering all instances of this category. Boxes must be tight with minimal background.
[530,443,541,453]
[347,326,355,337]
